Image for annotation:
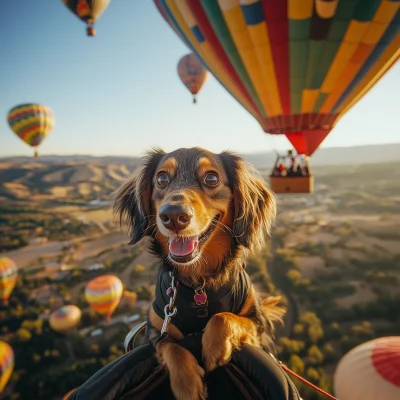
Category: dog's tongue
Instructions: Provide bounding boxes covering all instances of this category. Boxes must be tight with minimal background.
[169,237,199,257]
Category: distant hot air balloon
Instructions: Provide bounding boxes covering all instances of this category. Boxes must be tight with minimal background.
[123,290,137,309]
[0,341,14,393]
[177,54,209,103]
[62,388,77,400]
[85,275,123,321]
[334,336,400,399]
[7,104,55,158]
[0,258,18,306]
[155,1,400,156]
[49,305,82,333]
[62,0,112,36]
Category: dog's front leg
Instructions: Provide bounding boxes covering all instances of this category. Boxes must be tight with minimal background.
[157,338,206,400]
[149,309,206,400]
[202,312,260,372]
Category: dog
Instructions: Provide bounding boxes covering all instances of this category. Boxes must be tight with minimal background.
[114,147,285,400]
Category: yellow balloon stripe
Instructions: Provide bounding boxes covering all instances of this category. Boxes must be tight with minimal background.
[288,0,314,20]
[219,1,275,116]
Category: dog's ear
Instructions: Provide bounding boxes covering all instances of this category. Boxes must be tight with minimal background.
[113,149,165,244]
[220,151,276,251]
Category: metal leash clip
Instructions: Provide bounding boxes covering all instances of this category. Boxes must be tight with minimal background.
[161,271,178,336]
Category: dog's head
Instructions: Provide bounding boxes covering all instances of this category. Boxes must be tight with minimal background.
[114,147,276,278]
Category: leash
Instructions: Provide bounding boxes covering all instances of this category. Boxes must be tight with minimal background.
[279,363,339,400]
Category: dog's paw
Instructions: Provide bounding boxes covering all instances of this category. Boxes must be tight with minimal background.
[158,341,206,400]
[170,362,207,400]
[202,334,233,372]
[202,314,234,372]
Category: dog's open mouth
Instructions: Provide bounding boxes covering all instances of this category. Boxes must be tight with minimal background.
[168,214,220,263]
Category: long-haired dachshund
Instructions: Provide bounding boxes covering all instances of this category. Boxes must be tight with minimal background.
[114,147,285,400]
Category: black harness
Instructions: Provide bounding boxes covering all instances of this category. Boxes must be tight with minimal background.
[152,266,252,336]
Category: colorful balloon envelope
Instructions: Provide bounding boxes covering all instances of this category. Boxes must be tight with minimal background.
[334,336,400,399]
[154,0,400,155]
[62,0,112,36]
[0,341,14,393]
[49,305,82,333]
[7,104,55,158]
[178,53,209,103]
[85,275,123,320]
[0,258,18,305]
[62,388,77,400]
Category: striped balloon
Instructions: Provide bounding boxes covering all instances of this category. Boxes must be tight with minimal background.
[178,53,209,103]
[0,258,18,305]
[85,275,123,320]
[7,104,55,157]
[154,0,400,156]
[0,341,14,393]
[49,305,82,333]
[62,0,112,36]
[334,336,400,399]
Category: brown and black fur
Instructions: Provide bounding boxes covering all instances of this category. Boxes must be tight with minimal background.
[114,147,285,400]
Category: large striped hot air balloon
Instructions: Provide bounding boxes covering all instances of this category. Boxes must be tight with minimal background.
[0,341,14,393]
[49,305,82,333]
[0,258,18,306]
[85,275,123,321]
[7,104,55,158]
[154,0,400,157]
[62,0,112,36]
[334,336,400,399]
[178,53,209,103]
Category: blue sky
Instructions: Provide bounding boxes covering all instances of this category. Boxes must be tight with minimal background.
[0,0,399,158]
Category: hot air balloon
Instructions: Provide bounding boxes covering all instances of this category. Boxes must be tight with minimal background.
[49,305,82,333]
[0,258,18,306]
[85,275,123,321]
[62,388,77,400]
[7,104,55,158]
[0,341,14,393]
[178,53,209,103]
[123,290,137,309]
[62,0,111,36]
[154,0,400,193]
[334,336,400,399]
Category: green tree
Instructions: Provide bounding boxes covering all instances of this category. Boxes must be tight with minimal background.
[288,354,305,375]
[307,345,324,366]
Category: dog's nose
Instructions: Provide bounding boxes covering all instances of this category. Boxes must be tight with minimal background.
[159,204,193,231]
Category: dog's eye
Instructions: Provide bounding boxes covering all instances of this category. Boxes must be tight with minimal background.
[157,173,169,187]
[204,173,219,187]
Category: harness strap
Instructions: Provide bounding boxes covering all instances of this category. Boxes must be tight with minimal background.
[280,364,338,400]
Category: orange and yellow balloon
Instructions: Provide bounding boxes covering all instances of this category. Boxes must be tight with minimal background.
[0,258,18,305]
[49,305,82,333]
[178,53,209,103]
[62,0,112,36]
[85,275,123,321]
[7,104,55,158]
[155,0,400,156]
[0,341,14,393]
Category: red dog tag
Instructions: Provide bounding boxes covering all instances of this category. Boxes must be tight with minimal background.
[194,292,207,305]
